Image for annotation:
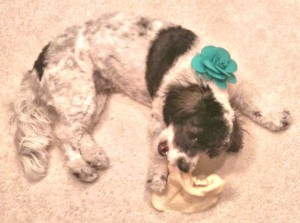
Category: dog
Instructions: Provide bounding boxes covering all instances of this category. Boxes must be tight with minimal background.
[10,13,291,193]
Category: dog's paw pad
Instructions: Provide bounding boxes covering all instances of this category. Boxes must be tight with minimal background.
[147,174,167,194]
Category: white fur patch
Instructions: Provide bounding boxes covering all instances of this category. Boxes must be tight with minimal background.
[159,125,199,172]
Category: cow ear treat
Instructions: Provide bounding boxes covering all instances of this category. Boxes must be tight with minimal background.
[152,164,225,213]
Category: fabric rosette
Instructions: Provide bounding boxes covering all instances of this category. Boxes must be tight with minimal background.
[192,46,238,89]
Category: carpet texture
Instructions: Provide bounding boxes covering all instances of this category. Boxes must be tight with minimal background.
[0,1,299,222]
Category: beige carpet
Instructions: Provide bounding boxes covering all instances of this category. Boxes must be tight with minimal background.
[1,0,299,222]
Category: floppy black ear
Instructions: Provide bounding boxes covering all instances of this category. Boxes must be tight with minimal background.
[163,83,223,125]
[227,117,244,153]
[163,84,205,125]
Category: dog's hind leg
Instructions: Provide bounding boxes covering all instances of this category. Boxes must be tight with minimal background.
[50,69,109,182]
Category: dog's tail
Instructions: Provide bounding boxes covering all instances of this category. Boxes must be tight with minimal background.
[10,70,53,181]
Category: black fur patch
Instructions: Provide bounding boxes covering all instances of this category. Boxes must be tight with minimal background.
[227,117,244,153]
[163,84,229,157]
[145,26,197,97]
[137,17,150,29]
[136,17,151,36]
[33,43,50,80]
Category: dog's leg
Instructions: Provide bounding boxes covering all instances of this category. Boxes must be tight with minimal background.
[62,143,99,182]
[147,100,168,194]
[50,69,109,182]
[230,85,291,131]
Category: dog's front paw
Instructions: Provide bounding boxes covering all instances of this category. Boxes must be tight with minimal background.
[81,146,110,170]
[147,174,168,194]
[67,158,99,183]
[252,109,291,132]
[267,110,291,131]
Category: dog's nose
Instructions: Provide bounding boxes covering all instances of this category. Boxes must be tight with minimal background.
[177,158,190,173]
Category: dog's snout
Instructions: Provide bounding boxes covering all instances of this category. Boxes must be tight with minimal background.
[177,158,190,173]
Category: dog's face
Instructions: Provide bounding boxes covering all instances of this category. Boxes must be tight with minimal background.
[160,84,231,173]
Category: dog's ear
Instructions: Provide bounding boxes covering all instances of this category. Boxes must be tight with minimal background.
[227,117,244,153]
[163,84,221,125]
[163,84,204,124]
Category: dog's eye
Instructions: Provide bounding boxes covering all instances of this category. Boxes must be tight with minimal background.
[158,141,169,157]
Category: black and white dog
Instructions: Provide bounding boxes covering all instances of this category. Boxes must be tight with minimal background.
[11,13,290,193]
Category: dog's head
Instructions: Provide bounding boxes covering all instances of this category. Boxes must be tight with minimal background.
[159,83,233,173]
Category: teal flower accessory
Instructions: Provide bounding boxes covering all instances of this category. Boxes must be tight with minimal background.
[191,46,238,89]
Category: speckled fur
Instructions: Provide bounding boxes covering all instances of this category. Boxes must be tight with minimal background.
[10,13,291,192]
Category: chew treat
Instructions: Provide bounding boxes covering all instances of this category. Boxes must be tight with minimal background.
[152,164,225,213]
